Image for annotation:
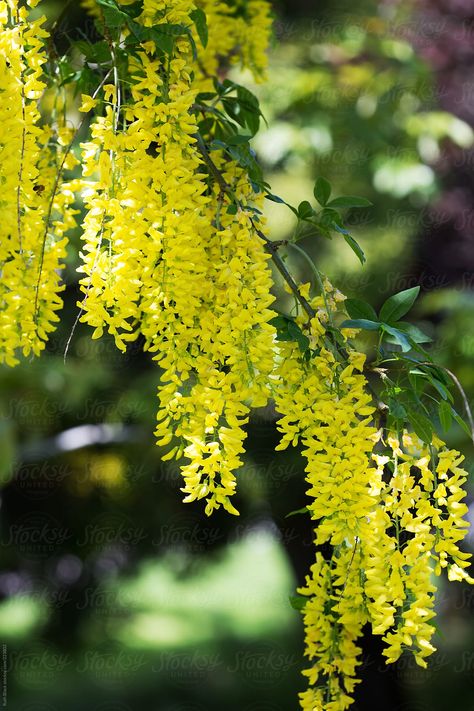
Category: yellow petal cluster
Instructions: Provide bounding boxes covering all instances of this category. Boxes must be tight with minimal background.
[274,290,379,707]
[0,0,76,365]
[273,288,473,708]
[1,5,473,709]
[196,0,272,91]
[364,432,473,669]
[77,0,275,515]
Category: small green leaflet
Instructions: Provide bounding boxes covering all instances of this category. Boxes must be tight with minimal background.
[407,410,433,444]
[289,595,307,611]
[342,233,366,265]
[269,315,310,354]
[298,200,315,220]
[396,322,432,344]
[438,400,452,432]
[379,286,420,324]
[285,506,309,518]
[382,324,412,353]
[452,409,472,438]
[327,195,372,209]
[226,134,252,145]
[313,177,331,206]
[190,8,208,47]
[95,0,129,28]
[345,298,378,322]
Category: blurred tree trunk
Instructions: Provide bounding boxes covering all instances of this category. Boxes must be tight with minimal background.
[412,0,474,287]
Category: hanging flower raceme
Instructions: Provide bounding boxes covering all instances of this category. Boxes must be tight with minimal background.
[196,0,272,92]
[273,285,380,708]
[363,432,473,669]
[77,0,276,515]
[1,3,473,709]
[153,158,276,516]
[273,283,474,708]
[0,0,76,366]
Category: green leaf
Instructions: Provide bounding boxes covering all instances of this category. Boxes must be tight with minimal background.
[340,319,380,331]
[379,286,420,323]
[269,315,293,330]
[388,398,407,421]
[289,595,307,611]
[95,0,129,28]
[226,133,252,145]
[379,286,420,324]
[74,40,112,64]
[327,195,372,209]
[190,8,208,47]
[127,21,190,54]
[452,409,472,438]
[342,234,366,265]
[345,298,378,322]
[382,324,412,353]
[313,177,331,206]
[426,374,452,401]
[265,192,285,204]
[298,200,315,220]
[236,85,262,135]
[407,410,433,444]
[285,506,309,518]
[396,322,432,344]
[439,400,452,432]
[288,321,310,353]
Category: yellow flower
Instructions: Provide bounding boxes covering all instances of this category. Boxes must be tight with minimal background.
[79,94,98,112]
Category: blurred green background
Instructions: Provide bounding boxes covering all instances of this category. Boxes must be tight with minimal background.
[2,0,474,709]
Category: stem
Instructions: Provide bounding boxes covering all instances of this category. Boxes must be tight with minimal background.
[422,363,474,445]
[193,133,317,322]
[251,219,316,322]
[287,242,333,325]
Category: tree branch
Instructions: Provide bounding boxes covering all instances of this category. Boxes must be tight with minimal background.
[193,133,316,321]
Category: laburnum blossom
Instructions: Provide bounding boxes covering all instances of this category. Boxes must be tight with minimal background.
[1,3,473,710]
[363,433,473,669]
[77,0,276,516]
[196,0,272,92]
[274,285,380,708]
[274,284,474,707]
[0,0,76,365]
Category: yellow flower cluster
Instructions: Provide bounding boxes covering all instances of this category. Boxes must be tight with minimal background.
[2,4,472,708]
[0,0,76,366]
[274,287,379,708]
[274,286,473,709]
[77,0,275,515]
[197,0,272,90]
[364,432,473,669]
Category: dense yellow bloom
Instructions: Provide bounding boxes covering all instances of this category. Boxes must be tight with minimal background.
[273,286,473,706]
[0,0,76,365]
[362,432,473,671]
[2,4,472,709]
[274,290,380,705]
[77,0,276,515]
[196,0,272,90]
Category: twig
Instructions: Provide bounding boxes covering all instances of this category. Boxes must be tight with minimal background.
[193,133,316,322]
[422,363,474,445]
